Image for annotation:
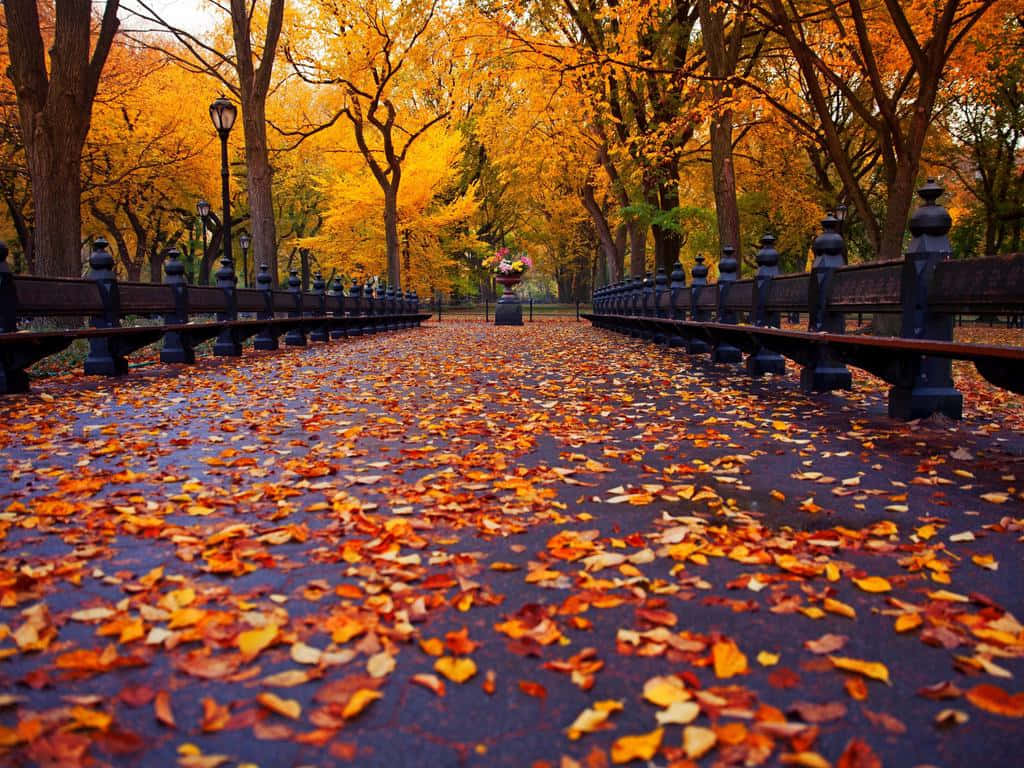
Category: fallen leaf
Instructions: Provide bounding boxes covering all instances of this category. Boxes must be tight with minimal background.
[611,728,663,764]
[965,684,1024,717]
[341,688,381,719]
[712,639,748,678]
[804,634,847,654]
[237,624,278,659]
[829,656,891,685]
[682,725,717,759]
[852,576,891,593]
[154,691,175,728]
[257,692,301,720]
[655,700,700,725]
[434,656,477,683]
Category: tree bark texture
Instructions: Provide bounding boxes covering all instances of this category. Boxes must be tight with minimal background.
[230,0,283,285]
[4,0,120,276]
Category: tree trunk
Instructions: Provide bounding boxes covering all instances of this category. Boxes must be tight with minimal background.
[299,247,310,291]
[581,181,620,283]
[655,170,681,275]
[628,220,645,277]
[25,144,85,277]
[4,0,119,277]
[878,167,918,262]
[241,104,279,283]
[4,195,35,273]
[709,114,741,253]
[383,186,401,287]
[613,224,626,282]
[149,247,165,283]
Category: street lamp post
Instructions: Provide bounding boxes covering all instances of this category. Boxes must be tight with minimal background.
[239,231,251,288]
[196,200,210,284]
[209,95,240,356]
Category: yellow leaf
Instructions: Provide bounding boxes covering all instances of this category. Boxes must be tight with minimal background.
[779,751,831,767]
[757,651,780,667]
[928,590,970,603]
[434,656,477,683]
[655,700,700,725]
[341,689,381,719]
[980,492,1009,504]
[683,725,717,759]
[829,656,891,685]
[712,639,748,678]
[852,576,891,593]
[972,554,998,571]
[168,608,205,629]
[642,676,690,707]
[894,613,922,632]
[824,563,840,582]
[367,651,396,678]
[237,624,278,658]
[257,692,301,720]
[823,598,856,619]
[567,704,615,740]
[611,728,663,764]
[71,706,111,730]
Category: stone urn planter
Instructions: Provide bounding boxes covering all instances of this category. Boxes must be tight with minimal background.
[494,274,524,326]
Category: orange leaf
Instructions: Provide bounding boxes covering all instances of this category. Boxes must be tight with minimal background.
[852,576,891,593]
[434,656,477,683]
[518,680,547,699]
[258,692,301,720]
[965,684,1024,717]
[611,728,663,764]
[712,639,748,679]
[154,690,175,728]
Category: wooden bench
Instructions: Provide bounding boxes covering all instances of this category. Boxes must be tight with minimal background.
[586,182,1024,420]
[0,242,429,394]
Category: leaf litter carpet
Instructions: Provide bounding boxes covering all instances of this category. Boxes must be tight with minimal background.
[1,321,1023,767]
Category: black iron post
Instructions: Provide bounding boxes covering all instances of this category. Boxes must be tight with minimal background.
[309,272,328,342]
[889,180,963,419]
[329,275,347,339]
[688,255,711,355]
[84,238,127,375]
[213,252,241,356]
[161,248,194,364]
[746,234,786,376]
[668,259,687,348]
[653,266,668,344]
[254,264,279,350]
[197,200,210,284]
[349,279,363,336]
[284,269,306,346]
[802,213,852,391]
[239,231,251,288]
[712,246,742,363]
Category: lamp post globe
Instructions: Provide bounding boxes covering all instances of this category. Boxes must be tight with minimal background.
[209,95,238,136]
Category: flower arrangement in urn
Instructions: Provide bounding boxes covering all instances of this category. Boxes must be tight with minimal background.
[484,247,532,277]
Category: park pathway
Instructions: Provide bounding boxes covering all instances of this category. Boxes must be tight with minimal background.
[1,321,1023,767]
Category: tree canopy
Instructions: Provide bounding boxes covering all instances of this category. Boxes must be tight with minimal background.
[1,0,1020,292]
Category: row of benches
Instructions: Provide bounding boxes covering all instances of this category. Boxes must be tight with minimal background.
[585,182,1024,421]
[0,243,430,394]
